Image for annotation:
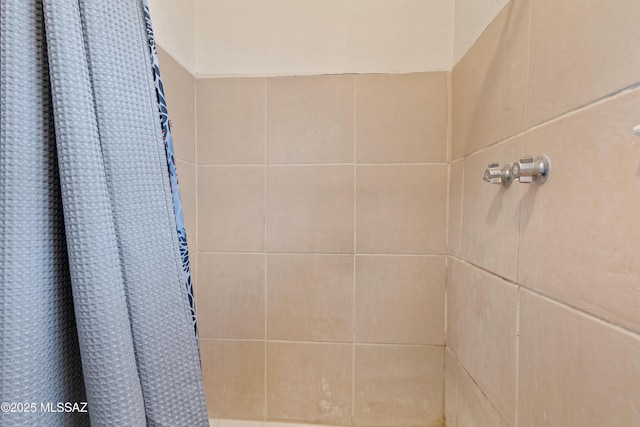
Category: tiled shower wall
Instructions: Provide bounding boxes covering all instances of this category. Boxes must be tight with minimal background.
[161,50,450,427]
[446,0,640,426]
[194,73,447,427]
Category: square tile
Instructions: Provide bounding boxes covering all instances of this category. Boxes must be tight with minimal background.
[197,253,265,339]
[518,290,640,427]
[267,165,354,253]
[355,255,445,345]
[198,166,265,252]
[267,75,354,164]
[354,345,444,427]
[528,0,640,125]
[356,165,446,254]
[356,73,448,163]
[197,78,266,165]
[267,254,353,342]
[267,342,352,425]
[201,340,265,420]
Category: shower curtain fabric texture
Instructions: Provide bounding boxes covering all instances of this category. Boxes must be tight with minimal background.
[0,0,208,425]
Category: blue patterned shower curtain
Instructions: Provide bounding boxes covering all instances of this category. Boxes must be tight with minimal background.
[0,0,208,425]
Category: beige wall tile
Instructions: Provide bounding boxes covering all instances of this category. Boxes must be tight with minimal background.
[463,0,530,155]
[157,47,196,164]
[354,345,444,427]
[267,75,354,164]
[176,160,197,251]
[518,290,640,427]
[201,340,265,420]
[446,259,517,425]
[267,254,353,342]
[355,255,445,345]
[447,160,464,258]
[528,0,640,126]
[447,351,511,427]
[451,60,465,161]
[266,342,352,426]
[198,166,265,252]
[519,88,640,333]
[356,73,447,163]
[197,253,265,339]
[460,138,522,280]
[356,165,447,254]
[267,165,354,253]
[197,78,266,165]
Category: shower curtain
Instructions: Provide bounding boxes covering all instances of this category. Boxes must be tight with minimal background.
[0,0,208,425]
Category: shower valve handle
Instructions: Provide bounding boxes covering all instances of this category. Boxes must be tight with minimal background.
[512,155,550,183]
[483,163,513,187]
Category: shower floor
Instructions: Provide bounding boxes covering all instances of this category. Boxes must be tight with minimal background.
[210,419,342,427]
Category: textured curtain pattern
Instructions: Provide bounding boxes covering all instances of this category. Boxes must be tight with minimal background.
[0,0,208,425]
[143,1,198,334]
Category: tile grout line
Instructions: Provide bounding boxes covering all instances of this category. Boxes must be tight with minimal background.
[351,73,357,425]
[522,0,533,135]
[450,350,512,427]
[516,0,532,286]
[515,4,533,424]
[175,159,198,167]
[447,70,452,164]
[448,255,519,286]
[513,101,526,427]
[519,285,640,341]
[198,162,448,167]
[448,254,640,341]
[457,155,465,262]
[198,251,447,257]
[211,419,347,427]
[459,79,640,161]
[200,337,445,348]
[514,287,521,427]
[263,77,269,422]
[443,70,453,422]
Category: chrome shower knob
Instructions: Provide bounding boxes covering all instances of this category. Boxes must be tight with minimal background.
[512,155,550,183]
[483,163,513,187]
[512,157,534,183]
[483,163,502,184]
